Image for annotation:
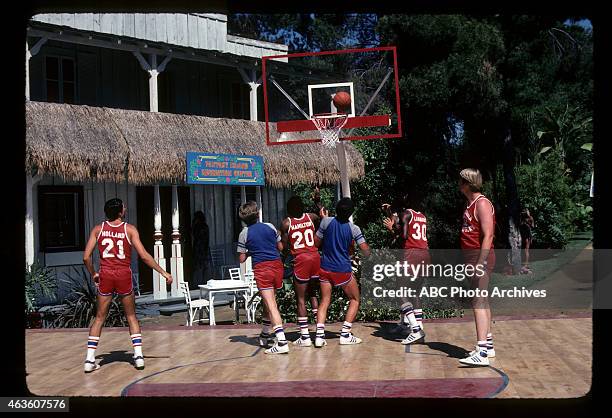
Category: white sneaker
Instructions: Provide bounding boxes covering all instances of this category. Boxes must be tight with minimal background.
[314,337,327,348]
[401,329,425,345]
[459,346,490,366]
[83,360,100,373]
[134,356,145,370]
[339,333,362,345]
[468,347,496,358]
[293,336,312,347]
[264,342,289,354]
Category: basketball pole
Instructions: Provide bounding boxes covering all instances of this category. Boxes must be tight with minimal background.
[336,142,351,199]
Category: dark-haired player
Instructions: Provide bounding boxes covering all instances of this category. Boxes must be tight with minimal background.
[82,198,173,373]
[381,194,430,344]
[314,197,371,347]
[237,201,288,354]
[280,196,324,347]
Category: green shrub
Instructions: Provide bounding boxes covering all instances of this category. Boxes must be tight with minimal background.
[52,267,127,328]
[25,263,57,314]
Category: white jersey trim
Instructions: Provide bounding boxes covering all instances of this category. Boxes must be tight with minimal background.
[124,223,133,245]
[473,195,494,224]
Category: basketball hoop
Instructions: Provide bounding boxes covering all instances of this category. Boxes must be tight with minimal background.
[311,113,349,148]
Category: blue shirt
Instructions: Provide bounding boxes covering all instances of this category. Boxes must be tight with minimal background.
[237,222,281,266]
[316,217,366,273]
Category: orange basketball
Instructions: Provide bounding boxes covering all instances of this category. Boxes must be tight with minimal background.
[333,92,351,112]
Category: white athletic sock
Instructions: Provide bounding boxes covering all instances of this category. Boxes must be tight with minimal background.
[273,325,287,345]
[477,340,488,355]
[297,317,310,339]
[487,332,494,350]
[86,336,99,362]
[131,334,143,358]
[341,321,352,338]
[401,304,420,332]
[316,323,325,338]
[414,308,424,328]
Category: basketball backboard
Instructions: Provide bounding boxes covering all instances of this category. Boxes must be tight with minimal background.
[263,46,402,146]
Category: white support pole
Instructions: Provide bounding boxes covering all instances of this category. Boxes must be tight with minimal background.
[153,185,167,300]
[148,55,159,112]
[25,42,30,101]
[169,185,183,297]
[256,186,263,223]
[25,36,48,101]
[25,174,35,269]
[335,142,351,199]
[238,68,261,122]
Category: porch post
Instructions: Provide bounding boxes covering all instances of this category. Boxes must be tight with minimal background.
[238,68,261,122]
[169,185,184,297]
[153,185,167,300]
[256,187,263,223]
[25,36,48,101]
[25,175,35,268]
[134,51,173,298]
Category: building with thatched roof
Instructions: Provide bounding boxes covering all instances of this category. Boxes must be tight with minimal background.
[25,14,364,301]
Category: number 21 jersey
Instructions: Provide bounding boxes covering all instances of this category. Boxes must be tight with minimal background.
[97,221,132,271]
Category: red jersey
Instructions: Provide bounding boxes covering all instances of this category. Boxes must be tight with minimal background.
[460,195,496,249]
[403,209,429,249]
[287,214,318,256]
[97,221,132,271]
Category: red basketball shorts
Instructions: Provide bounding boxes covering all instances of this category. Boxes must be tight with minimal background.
[293,251,321,282]
[462,249,496,276]
[254,259,284,291]
[319,268,353,287]
[403,248,431,277]
[98,268,133,296]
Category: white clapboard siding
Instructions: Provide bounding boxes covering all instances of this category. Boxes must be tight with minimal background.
[31,13,286,58]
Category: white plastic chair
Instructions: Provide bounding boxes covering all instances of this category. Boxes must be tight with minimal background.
[179,282,210,326]
[242,271,261,323]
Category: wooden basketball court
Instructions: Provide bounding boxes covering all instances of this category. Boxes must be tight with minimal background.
[26,313,591,398]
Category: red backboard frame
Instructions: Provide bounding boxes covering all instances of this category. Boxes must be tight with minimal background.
[262,46,402,146]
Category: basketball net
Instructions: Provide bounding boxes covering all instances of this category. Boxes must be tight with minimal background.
[312,113,349,148]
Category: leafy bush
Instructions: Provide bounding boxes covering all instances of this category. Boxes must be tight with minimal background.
[25,263,57,314]
[52,267,127,328]
[516,148,574,248]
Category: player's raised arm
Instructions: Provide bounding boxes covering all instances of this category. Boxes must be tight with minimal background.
[83,225,102,283]
[127,225,173,285]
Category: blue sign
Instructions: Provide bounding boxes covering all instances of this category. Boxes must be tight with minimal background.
[186,152,265,186]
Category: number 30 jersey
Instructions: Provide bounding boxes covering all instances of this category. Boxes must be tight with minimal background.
[288,214,318,256]
[403,209,429,250]
[97,221,132,271]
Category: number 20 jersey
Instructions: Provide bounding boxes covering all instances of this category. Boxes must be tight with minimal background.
[97,221,132,271]
[288,214,318,256]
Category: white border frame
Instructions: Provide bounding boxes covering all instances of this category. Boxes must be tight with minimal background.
[308,82,355,118]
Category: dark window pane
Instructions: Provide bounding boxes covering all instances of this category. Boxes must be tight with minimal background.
[43,193,77,248]
[62,58,75,82]
[63,82,75,104]
[232,102,242,118]
[232,83,241,100]
[46,81,59,103]
[46,57,58,80]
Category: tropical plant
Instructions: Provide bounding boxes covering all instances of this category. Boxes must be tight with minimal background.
[52,267,127,328]
[25,263,57,313]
